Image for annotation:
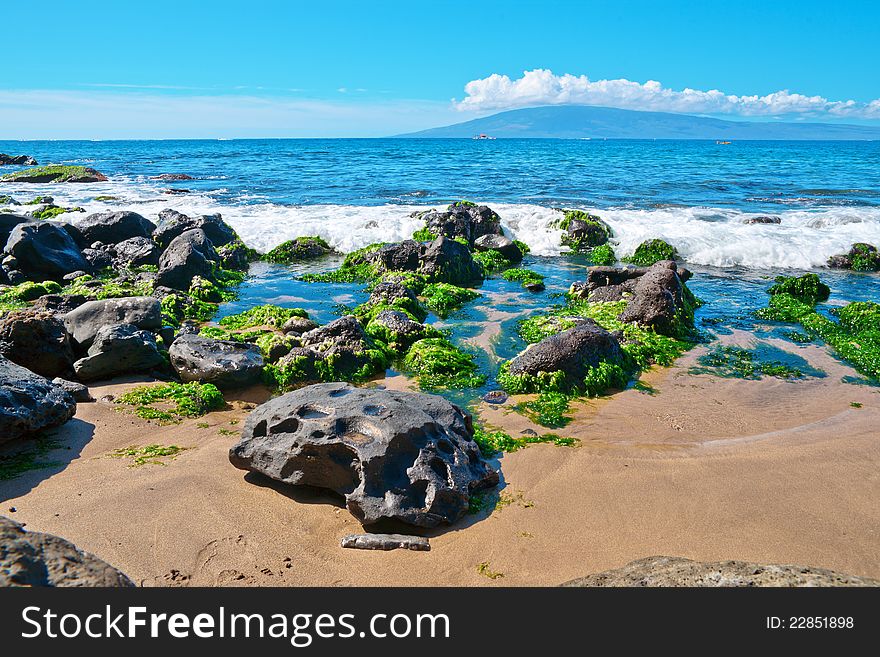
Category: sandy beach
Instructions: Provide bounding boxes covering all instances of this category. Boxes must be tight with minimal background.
[3,330,878,587]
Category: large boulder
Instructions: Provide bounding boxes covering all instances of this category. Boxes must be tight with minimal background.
[157,228,219,290]
[0,309,75,378]
[617,260,692,335]
[0,516,134,587]
[0,356,76,444]
[508,320,623,386]
[423,203,503,245]
[169,334,264,389]
[473,234,523,262]
[153,209,237,249]
[73,211,155,245]
[559,211,612,251]
[229,382,499,527]
[419,236,484,287]
[561,556,880,587]
[293,315,385,378]
[72,324,165,381]
[4,222,89,279]
[63,296,162,349]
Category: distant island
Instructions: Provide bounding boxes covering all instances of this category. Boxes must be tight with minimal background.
[395,105,880,140]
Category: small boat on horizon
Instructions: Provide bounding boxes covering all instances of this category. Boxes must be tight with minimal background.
[472,133,496,140]
[716,140,732,145]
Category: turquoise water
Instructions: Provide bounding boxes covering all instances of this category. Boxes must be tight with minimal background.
[1,138,877,393]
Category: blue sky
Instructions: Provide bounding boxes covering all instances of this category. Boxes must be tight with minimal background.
[2,0,878,138]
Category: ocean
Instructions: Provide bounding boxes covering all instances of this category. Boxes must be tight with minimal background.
[1,138,878,386]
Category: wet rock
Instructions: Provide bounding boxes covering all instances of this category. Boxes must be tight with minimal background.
[113,236,161,268]
[4,222,89,279]
[560,212,612,250]
[81,244,115,270]
[423,203,503,245]
[229,382,499,527]
[169,333,264,389]
[0,516,134,587]
[366,310,438,349]
[561,555,880,587]
[153,209,237,249]
[73,324,165,381]
[151,173,194,181]
[371,240,423,273]
[743,215,781,225]
[63,296,162,349]
[827,243,880,272]
[0,166,107,183]
[508,320,623,386]
[74,211,156,245]
[52,377,93,402]
[0,356,76,444]
[617,260,692,335]
[281,316,320,334]
[482,390,509,405]
[0,309,75,378]
[418,236,484,287]
[0,154,38,166]
[341,534,430,552]
[297,315,386,377]
[157,228,219,290]
[0,212,28,245]
[473,234,523,262]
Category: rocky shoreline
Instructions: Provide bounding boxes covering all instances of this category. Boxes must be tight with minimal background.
[1,164,878,586]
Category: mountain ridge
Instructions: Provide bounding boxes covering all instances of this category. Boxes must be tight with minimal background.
[394,105,880,140]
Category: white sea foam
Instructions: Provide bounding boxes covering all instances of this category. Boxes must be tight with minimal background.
[5,178,880,271]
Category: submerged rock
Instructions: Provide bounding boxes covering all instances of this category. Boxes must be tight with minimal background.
[743,215,781,225]
[0,356,76,444]
[169,333,264,389]
[229,382,499,527]
[561,555,880,587]
[0,516,133,587]
[73,324,165,381]
[63,296,162,349]
[341,534,430,552]
[0,308,75,378]
[508,320,623,386]
[5,222,89,279]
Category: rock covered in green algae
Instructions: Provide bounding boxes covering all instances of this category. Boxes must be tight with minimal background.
[0,165,107,183]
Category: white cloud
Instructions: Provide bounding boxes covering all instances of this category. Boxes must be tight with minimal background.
[455,69,880,119]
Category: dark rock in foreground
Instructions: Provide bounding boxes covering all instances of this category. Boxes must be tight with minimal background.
[73,324,165,381]
[422,203,503,246]
[169,333,264,389]
[0,516,133,587]
[617,260,693,335]
[157,228,219,290]
[368,236,484,287]
[0,213,28,245]
[153,209,236,249]
[561,556,880,587]
[52,377,93,402]
[0,309,75,378]
[473,234,522,262]
[229,382,499,528]
[5,222,90,279]
[63,297,162,349]
[0,356,76,445]
[341,534,430,552]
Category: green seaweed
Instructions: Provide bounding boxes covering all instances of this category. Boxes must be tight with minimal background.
[518,391,572,428]
[0,165,104,183]
[301,243,385,283]
[115,382,225,424]
[695,345,808,380]
[30,204,85,220]
[402,337,486,389]
[500,268,544,289]
[262,236,331,264]
[0,434,63,480]
[109,444,187,467]
[850,243,880,272]
[61,274,154,301]
[589,243,617,266]
[412,227,438,242]
[623,239,678,266]
[472,249,512,274]
[218,304,308,330]
[472,425,578,457]
[768,273,831,304]
[0,281,63,310]
[420,282,479,317]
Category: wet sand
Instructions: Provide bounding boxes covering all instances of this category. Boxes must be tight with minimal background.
[2,334,878,586]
